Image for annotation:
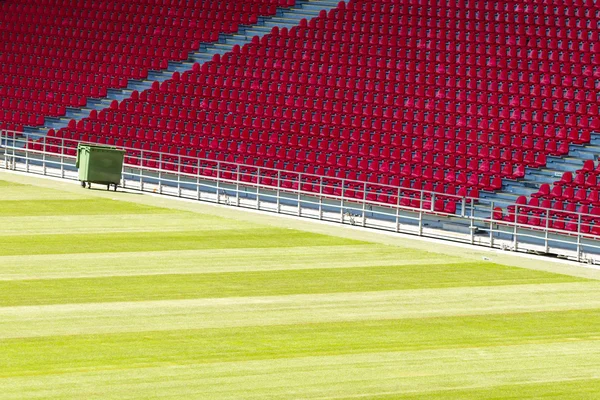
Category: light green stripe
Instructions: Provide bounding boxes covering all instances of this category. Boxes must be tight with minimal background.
[0,262,578,307]
[0,246,462,280]
[2,309,599,378]
[0,213,248,236]
[2,341,600,399]
[1,282,599,339]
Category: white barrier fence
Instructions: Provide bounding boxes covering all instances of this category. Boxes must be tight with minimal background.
[2,129,600,264]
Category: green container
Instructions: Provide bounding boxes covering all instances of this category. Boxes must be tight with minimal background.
[76,144,125,190]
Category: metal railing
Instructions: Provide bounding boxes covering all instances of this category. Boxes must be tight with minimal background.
[2,129,600,263]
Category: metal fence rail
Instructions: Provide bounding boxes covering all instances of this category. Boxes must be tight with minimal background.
[3,129,600,264]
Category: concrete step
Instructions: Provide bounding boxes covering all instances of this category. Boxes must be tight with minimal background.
[547,157,584,171]
[167,61,195,73]
[65,109,89,120]
[283,9,318,18]
[244,27,273,36]
[501,184,538,196]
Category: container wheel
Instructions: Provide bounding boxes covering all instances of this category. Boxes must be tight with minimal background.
[113,184,117,192]
[81,181,86,188]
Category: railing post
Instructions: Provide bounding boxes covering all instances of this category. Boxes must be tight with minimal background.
[216,161,221,204]
[315,176,322,220]
[513,205,519,251]
[489,201,495,248]
[276,170,281,213]
[60,137,65,178]
[469,199,475,245]
[418,189,424,236]
[0,130,4,169]
[544,208,550,253]
[158,152,163,194]
[177,155,182,197]
[396,187,401,233]
[577,213,582,262]
[297,173,302,217]
[362,182,367,227]
[256,167,261,210]
[236,164,240,206]
[340,179,345,223]
[196,159,201,200]
[470,212,475,245]
[140,150,144,191]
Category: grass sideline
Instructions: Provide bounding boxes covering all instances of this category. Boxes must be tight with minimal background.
[1,173,600,399]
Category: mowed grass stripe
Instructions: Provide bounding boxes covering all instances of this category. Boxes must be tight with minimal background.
[2,282,599,339]
[0,213,252,236]
[0,228,363,256]
[344,379,600,400]
[0,199,176,217]
[0,262,583,306]
[2,309,600,377]
[0,180,21,186]
[0,183,90,201]
[2,341,600,399]
[0,246,463,281]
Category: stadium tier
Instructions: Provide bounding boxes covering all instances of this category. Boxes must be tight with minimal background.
[0,0,294,131]
[18,0,600,223]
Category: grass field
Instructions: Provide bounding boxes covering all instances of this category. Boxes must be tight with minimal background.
[1,173,600,399]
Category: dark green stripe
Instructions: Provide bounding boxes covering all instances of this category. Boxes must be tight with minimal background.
[3,309,599,378]
[0,199,173,217]
[0,263,581,306]
[341,378,600,399]
[0,228,363,256]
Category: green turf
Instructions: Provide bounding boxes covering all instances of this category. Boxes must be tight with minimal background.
[0,199,175,217]
[1,178,600,399]
[0,228,362,256]
[0,263,582,307]
[3,309,600,378]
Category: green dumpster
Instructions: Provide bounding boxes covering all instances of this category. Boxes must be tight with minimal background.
[76,144,125,190]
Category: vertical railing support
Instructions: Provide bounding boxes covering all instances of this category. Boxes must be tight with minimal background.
[577,214,582,262]
[513,205,519,251]
[362,182,367,227]
[297,173,302,217]
[215,161,221,204]
[139,150,144,191]
[256,167,261,210]
[276,170,281,213]
[544,210,550,253]
[395,187,401,233]
[236,164,241,207]
[340,179,345,223]
[177,155,181,197]
[489,201,495,248]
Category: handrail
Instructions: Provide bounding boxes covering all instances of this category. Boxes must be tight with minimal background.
[2,129,600,257]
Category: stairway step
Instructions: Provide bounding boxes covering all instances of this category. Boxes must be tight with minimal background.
[302,4,333,11]
[244,27,273,36]
[212,43,234,51]
[283,9,318,17]
[502,185,537,196]
[571,150,598,160]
